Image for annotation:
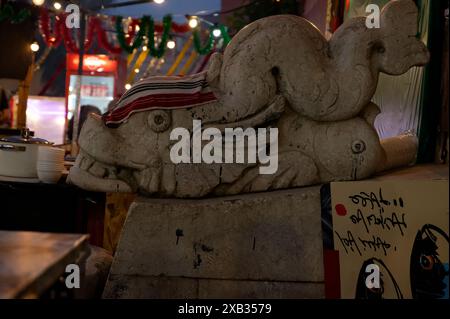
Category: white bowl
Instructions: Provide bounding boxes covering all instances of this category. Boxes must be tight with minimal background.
[38,147,65,162]
[36,165,64,171]
[37,170,62,183]
[37,168,64,173]
[37,162,64,167]
[38,157,64,162]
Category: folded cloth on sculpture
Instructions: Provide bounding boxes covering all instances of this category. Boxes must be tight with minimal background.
[102,71,217,128]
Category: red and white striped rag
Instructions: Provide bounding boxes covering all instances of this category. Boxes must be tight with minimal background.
[102,71,217,128]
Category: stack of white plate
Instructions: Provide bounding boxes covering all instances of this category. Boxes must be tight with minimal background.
[37,146,65,183]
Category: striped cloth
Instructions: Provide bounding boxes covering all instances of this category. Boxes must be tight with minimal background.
[102,71,217,128]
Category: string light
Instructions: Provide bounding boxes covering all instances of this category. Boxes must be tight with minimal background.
[125,83,132,90]
[142,45,148,51]
[53,2,62,10]
[30,42,40,52]
[188,16,199,29]
[167,39,176,49]
[32,0,45,5]
[212,28,222,38]
[134,68,140,73]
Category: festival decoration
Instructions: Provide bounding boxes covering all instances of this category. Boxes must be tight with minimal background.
[126,48,150,84]
[166,37,192,75]
[37,8,230,57]
[39,8,63,47]
[115,16,147,54]
[147,15,172,58]
[179,50,198,76]
[0,3,31,24]
[193,25,230,55]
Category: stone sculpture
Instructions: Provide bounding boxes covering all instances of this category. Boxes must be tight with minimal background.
[68,0,429,198]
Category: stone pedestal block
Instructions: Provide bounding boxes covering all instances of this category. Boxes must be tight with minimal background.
[103,187,325,298]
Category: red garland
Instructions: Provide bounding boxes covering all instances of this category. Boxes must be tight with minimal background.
[60,13,96,54]
[125,19,139,46]
[39,8,190,55]
[39,7,63,47]
[93,17,122,55]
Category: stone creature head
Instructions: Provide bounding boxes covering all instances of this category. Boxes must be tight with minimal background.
[374,0,430,75]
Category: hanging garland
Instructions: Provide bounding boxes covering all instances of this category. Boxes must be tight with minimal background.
[37,8,230,57]
[193,30,213,55]
[93,17,122,55]
[60,13,96,54]
[193,25,231,55]
[219,25,232,44]
[147,15,172,58]
[115,16,147,54]
[39,9,122,54]
[0,3,31,24]
[39,8,63,47]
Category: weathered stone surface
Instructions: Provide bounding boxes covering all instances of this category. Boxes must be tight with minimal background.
[109,187,323,281]
[198,279,324,299]
[103,275,324,299]
[104,275,198,299]
[103,187,325,298]
[67,0,429,198]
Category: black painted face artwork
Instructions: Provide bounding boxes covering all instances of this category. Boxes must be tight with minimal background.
[355,258,403,299]
[410,224,450,299]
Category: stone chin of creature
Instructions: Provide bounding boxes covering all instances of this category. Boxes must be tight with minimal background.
[67,0,429,198]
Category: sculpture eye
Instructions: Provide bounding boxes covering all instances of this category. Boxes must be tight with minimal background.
[148,110,171,132]
[351,140,366,154]
[373,41,385,54]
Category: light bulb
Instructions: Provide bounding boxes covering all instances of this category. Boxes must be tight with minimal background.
[125,84,132,90]
[134,68,140,73]
[154,0,165,4]
[188,17,199,29]
[32,0,45,6]
[30,42,40,52]
[212,28,222,38]
[167,40,176,49]
[142,45,148,51]
[53,2,62,10]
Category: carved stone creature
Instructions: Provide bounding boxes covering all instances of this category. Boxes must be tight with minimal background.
[68,0,429,198]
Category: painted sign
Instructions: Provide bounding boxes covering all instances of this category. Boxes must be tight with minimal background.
[322,181,449,299]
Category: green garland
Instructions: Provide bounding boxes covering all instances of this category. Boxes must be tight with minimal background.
[115,16,147,54]
[147,15,172,58]
[193,25,231,55]
[114,14,231,57]
[0,3,31,24]
[193,30,213,55]
[218,25,231,45]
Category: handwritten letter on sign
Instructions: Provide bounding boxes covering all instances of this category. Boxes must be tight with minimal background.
[329,181,449,299]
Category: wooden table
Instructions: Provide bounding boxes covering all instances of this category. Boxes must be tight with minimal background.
[0,231,90,299]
